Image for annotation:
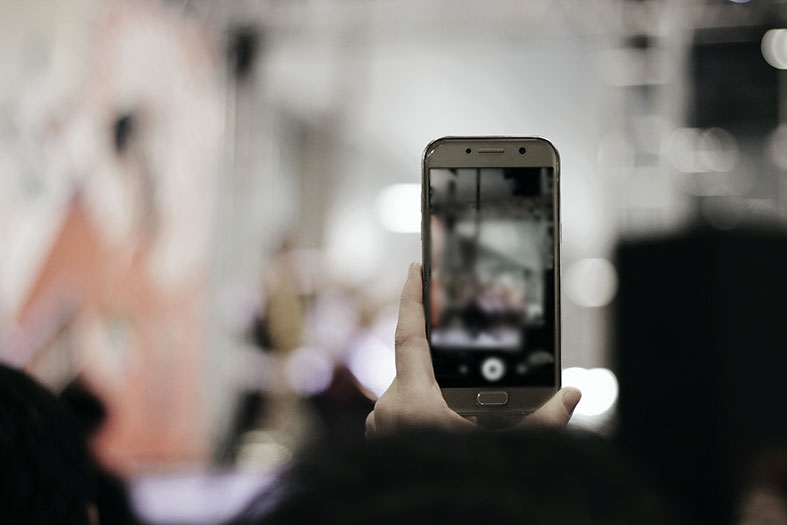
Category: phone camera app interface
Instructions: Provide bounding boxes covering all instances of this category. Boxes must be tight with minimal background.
[428,167,556,387]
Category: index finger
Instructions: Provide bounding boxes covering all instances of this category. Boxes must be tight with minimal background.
[393,263,435,385]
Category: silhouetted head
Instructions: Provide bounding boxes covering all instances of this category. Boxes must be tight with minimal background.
[0,364,95,524]
[230,426,673,525]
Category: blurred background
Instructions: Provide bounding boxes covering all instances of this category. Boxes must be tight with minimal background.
[1,0,786,522]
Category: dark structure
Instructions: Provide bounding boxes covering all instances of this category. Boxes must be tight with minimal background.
[616,226,787,524]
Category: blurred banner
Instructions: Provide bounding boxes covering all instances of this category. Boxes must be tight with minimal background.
[0,1,223,471]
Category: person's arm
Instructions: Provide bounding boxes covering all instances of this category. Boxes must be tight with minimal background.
[366,263,581,437]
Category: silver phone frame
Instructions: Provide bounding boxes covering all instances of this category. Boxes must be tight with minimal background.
[421,136,561,415]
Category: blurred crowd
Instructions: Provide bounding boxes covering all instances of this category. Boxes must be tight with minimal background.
[2,0,787,523]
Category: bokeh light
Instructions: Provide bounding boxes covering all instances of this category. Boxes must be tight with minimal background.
[565,258,618,308]
[762,29,787,70]
[285,346,334,396]
[562,367,619,417]
[376,183,421,234]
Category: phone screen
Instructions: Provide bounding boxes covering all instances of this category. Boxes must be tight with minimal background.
[427,167,556,388]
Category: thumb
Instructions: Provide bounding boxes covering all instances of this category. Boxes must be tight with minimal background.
[393,263,435,387]
[522,387,581,428]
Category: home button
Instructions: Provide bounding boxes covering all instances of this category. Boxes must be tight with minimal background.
[477,391,509,406]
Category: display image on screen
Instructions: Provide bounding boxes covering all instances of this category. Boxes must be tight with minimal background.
[427,167,556,387]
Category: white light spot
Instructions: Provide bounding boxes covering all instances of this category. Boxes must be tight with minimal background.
[346,331,395,397]
[565,258,618,308]
[700,128,739,173]
[762,29,787,70]
[325,205,381,284]
[376,184,421,233]
[768,124,787,171]
[663,127,738,174]
[664,127,702,173]
[284,346,334,396]
[237,431,293,473]
[562,367,619,417]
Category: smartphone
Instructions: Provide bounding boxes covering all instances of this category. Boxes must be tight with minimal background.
[422,137,560,415]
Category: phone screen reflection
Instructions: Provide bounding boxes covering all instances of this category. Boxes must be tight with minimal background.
[428,167,556,387]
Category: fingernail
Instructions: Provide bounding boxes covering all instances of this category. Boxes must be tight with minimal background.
[562,388,581,413]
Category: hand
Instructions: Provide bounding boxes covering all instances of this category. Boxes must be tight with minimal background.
[365,263,581,437]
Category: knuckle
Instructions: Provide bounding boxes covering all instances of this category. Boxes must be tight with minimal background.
[373,392,415,429]
[526,406,568,429]
[373,396,392,419]
[396,335,428,354]
[394,325,409,348]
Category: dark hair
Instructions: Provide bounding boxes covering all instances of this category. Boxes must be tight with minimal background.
[0,365,95,524]
[59,379,139,525]
[230,427,674,525]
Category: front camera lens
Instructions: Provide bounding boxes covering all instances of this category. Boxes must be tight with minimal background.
[466,148,472,154]
[519,147,526,154]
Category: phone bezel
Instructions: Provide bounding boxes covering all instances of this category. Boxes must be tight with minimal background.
[421,136,561,415]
